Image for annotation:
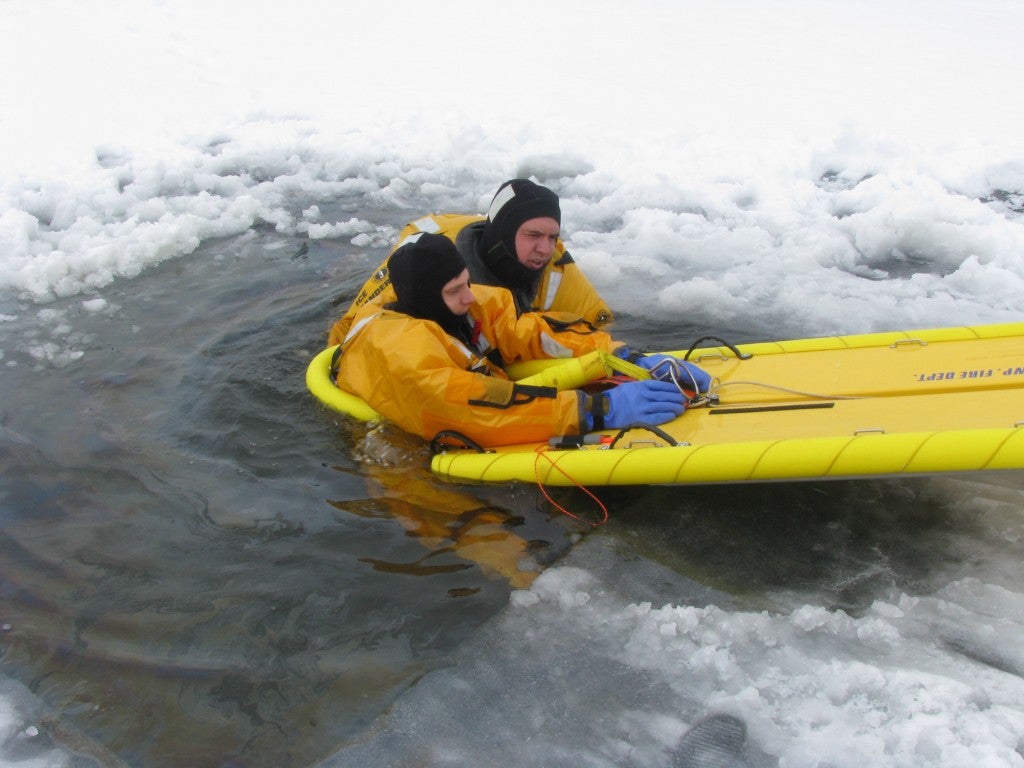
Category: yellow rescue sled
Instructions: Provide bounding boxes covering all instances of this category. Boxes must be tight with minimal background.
[307,322,1024,486]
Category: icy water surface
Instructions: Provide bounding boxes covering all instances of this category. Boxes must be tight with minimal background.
[1,223,1023,767]
[0,223,586,766]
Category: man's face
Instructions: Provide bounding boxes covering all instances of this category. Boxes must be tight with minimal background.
[441,269,475,315]
[514,217,559,270]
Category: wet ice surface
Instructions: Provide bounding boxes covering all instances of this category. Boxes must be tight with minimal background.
[319,477,1024,768]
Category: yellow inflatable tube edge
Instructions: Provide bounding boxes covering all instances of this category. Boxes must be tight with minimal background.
[431,427,1024,487]
[305,345,382,422]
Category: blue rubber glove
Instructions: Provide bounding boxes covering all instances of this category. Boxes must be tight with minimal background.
[637,354,712,393]
[604,380,687,428]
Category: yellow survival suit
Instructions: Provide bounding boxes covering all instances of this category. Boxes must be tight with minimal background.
[328,213,613,346]
[327,422,564,590]
[333,283,623,447]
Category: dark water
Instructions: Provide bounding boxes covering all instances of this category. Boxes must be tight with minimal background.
[0,223,570,766]
[1,221,1021,767]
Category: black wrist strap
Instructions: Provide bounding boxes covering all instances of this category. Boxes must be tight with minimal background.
[590,392,608,430]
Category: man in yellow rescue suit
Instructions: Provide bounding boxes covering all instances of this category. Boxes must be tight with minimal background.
[328,179,611,346]
[333,233,710,447]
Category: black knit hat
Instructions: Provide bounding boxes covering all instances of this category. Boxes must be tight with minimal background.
[388,233,469,332]
[480,179,561,290]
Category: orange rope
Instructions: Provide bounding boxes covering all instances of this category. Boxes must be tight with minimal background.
[533,445,609,527]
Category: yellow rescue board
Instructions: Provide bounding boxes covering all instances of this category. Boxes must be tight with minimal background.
[308,322,1024,486]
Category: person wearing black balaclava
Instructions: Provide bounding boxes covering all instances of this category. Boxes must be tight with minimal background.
[475,178,563,299]
[330,232,704,448]
[328,179,613,347]
[387,231,475,346]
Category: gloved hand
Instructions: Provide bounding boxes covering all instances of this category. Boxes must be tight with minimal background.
[637,354,712,393]
[603,380,687,428]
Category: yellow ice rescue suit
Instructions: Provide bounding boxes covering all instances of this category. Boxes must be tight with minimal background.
[333,284,623,446]
[328,214,613,345]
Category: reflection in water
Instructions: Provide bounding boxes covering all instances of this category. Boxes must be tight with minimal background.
[358,551,476,577]
[327,422,584,590]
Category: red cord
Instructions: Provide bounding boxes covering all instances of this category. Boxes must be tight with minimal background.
[533,445,609,527]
